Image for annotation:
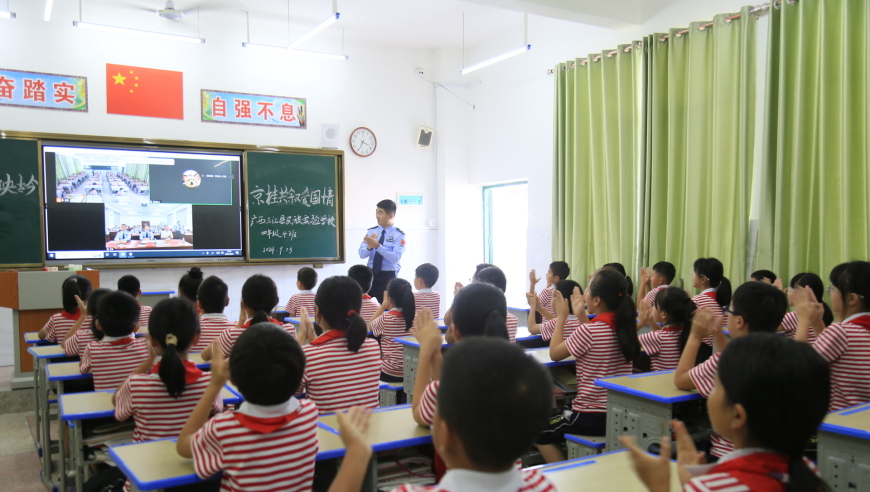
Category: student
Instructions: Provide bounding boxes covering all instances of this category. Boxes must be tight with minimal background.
[538,269,640,462]
[413,282,510,427]
[62,288,110,357]
[118,274,153,328]
[794,261,870,411]
[623,334,831,492]
[638,261,676,306]
[328,338,555,492]
[202,274,296,361]
[750,269,777,283]
[443,263,494,327]
[285,267,318,317]
[295,276,380,414]
[691,257,732,347]
[674,281,787,460]
[527,280,584,342]
[358,199,406,304]
[178,267,204,302]
[636,287,696,371]
[114,298,223,447]
[529,261,570,320]
[780,273,832,343]
[473,266,520,343]
[370,278,416,383]
[80,291,150,391]
[348,265,381,322]
[177,324,319,491]
[602,262,634,297]
[39,274,92,341]
[413,263,441,318]
[190,275,235,352]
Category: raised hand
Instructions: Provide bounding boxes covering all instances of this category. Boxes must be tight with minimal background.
[690,307,721,340]
[570,286,586,319]
[619,434,672,492]
[553,290,570,319]
[529,269,541,288]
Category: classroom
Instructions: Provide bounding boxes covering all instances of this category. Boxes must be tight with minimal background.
[0,0,868,490]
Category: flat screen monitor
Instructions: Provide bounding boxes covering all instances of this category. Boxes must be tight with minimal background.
[43,143,245,265]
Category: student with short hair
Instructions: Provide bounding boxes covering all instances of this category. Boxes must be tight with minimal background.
[529,261,570,320]
[750,269,778,283]
[413,263,441,318]
[80,291,150,391]
[284,267,318,316]
[178,267,204,302]
[638,261,676,306]
[39,274,92,341]
[295,276,380,414]
[177,324,319,492]
[538,269,640,462]
[691,257,732,347]
[118,274,153,329]
[330,338,555,492]
[62,288,110,356]
[780,272,832,343]
[623,334,831,492]
[474,266,520,343]
[528,280,584,342]
[674,281,787,460]
[348,264,381,322]
[636,287,696,371]
[191,275,235,352]
[443,263,495,327]
[370,278,416,382]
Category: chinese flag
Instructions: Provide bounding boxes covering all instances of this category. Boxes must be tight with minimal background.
[106,63,183,119]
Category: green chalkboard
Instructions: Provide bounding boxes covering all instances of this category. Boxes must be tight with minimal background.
[0,138,43,266]
[244,151,344,262]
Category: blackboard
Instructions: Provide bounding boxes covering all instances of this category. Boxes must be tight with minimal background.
[244,151,344,262]
[0,138,42,266]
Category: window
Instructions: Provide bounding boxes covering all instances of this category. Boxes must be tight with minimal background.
[483,182,528,304]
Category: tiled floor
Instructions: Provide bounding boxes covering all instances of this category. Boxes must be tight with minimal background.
[0,412,48,491]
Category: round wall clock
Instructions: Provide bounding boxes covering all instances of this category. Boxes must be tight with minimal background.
[350,127,377,157]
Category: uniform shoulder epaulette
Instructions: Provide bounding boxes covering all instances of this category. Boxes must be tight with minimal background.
[367,225,379,230]
[395,227,405,234]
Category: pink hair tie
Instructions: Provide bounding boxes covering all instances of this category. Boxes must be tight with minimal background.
[347,310,357,317]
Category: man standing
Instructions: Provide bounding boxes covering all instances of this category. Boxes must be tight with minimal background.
[359,199,405,304]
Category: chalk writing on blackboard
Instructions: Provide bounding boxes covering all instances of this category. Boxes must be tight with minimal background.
[248,185,335,207]
[262,246,292,255]
[262,229,298,240]
[249,214,337,227]
[0,174,38,196]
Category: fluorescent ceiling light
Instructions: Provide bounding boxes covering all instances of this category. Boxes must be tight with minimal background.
[72,21,205,44]
[287,12,339,50]
[292,49,348,61]
[242,42,287,52]
[44,0,53,21]
[0,10,15,19]
[460,44,531,75]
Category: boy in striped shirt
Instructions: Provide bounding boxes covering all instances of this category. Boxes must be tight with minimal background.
[413,263,441,318]
[177,323,319,492]
[674,281,786,460]
[329,339,555,492]
[191,275,235,352]
[80,291,150,391]
[474,266,520,342]
[118,274,153,329]
[348,265,381,323]
[637,261,676,310]
[63,288,110,356]
[527,280,583,342]
[285,267,317,316]
[529,261,570,322]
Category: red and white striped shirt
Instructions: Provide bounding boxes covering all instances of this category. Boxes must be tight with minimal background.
[80,336,151,391]
[371,310,412,377]
[643,285,669,305]
[813,313,870,411]
[540,315,580,342]
[692,289,721,346]
[138,305,152,328]
[506,313,518,343]
[392,467,555,492]
[216,318,297,359]
[284,292,316,317]
[419,380,439,426]
[191,398,319,492]
[115,360,223,443]
[361,295,381,322]
[62,316,95,356]
[538,287,555,313]
[42,310,82,342]
[688,352,732,457]
[779,311,818,343]
[564,312,633,413]
[298,330,381,414]
[191,314,235,353]
[414,290,441,319]
[684,450,812,492]
[638,325,684,371]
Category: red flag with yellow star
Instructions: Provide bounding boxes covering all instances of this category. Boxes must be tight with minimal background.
[106,63,183,119]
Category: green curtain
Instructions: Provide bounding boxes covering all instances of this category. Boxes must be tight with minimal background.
[641,6,756,289]
[552,45,644,281]
[756,0,870,279]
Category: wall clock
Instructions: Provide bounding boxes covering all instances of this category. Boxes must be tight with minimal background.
[350,127,377,157]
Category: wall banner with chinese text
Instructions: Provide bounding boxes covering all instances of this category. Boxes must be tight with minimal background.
[0,68,88,112]
[201,89,306,129]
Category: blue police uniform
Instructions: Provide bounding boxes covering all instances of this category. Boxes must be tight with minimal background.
[116,230,131,241]
[359,224,406,303]
[140,230,154,240]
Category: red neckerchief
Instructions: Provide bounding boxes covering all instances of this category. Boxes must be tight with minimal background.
[107,337,135,346]
[592,312,617,329]
[362,294,372,300]
[60,309,81,321]
[709,452,790,485]
[233,407,300,434]
[310,329,346,346]
[704,291,718,302]
[241,317,282,328]
[387,309,403,317]
[149,359,204,383]
[661,324,683,332]
[847,314,870,332]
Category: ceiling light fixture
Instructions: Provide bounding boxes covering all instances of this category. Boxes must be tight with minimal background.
[241,42,286,52]
[287,11,339,50]
[72,21,205,43]
[0,10,15,19]
[44,0,53,21]
[460,13,530,75]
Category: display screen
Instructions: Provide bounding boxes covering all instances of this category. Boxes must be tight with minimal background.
[43,143,244,265]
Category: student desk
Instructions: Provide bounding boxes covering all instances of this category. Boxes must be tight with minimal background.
[24,331,52,345]
[27,343,73,489]
[396,335,448,398]
[525,347,575,368]
[284,316,301,325]
[59,387,242,492]
[536,448,681,491]
[594,370,700,452]
[139,291,175,308]
[818,402,870,490]
[508,306,531,327]
[189,352,210,369]
[515,326,545,348]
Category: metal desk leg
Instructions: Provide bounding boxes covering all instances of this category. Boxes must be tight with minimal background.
[74,419,84,492]
[33,355,40,447]
[56,381,66,491]
[39,361,53,488]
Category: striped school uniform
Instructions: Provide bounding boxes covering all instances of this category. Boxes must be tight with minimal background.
[284,291,316,317]
[506,313,518,343]
[692,289,721,346]
[565,312,633,413]
[298,330,381,414]
[419,380,439,426]
[638,325,684,371]
[394,467,555,492]
[540,315,580,342]
[42,309,82,342]
[80,335,151,391]
[216,318,297,359]
[414,289,441,318]
[361,294,381,322]
[191,313,235,352]
[538,286,555,313]
[138,304,152,328]
[62,316,95,356]
[813,313,870,411]
[689,352,733,457]
[779,311,818,343]
[684,450,818,492]
[643,284,669,305]
[371,309,411,378]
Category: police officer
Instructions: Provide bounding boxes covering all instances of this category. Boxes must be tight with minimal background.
[359,199,405,304]
[116,224,132,242]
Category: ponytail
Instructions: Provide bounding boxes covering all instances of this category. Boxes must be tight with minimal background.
[387,278,415,331]
[602,263,633,298]
[716,277,732,310]
[452,282,509,340]
[314,276,367,352]
[787,457,830,492]
[795,273,834,327]
[655,287,697,354]
[693,258,729,308]
[62,275,92,314]
[241,274,279,323]
[148,298,200,399]
[159,335,187,398]
[590,269,640,362]
[346,313,367,352]
[250,310,270,325]
[482,310,509,340]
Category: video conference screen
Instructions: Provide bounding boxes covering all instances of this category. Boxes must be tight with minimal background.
[43,144,244,264]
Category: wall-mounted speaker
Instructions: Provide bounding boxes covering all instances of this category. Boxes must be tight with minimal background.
[416,126,434,149]
[320,124,340,149]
